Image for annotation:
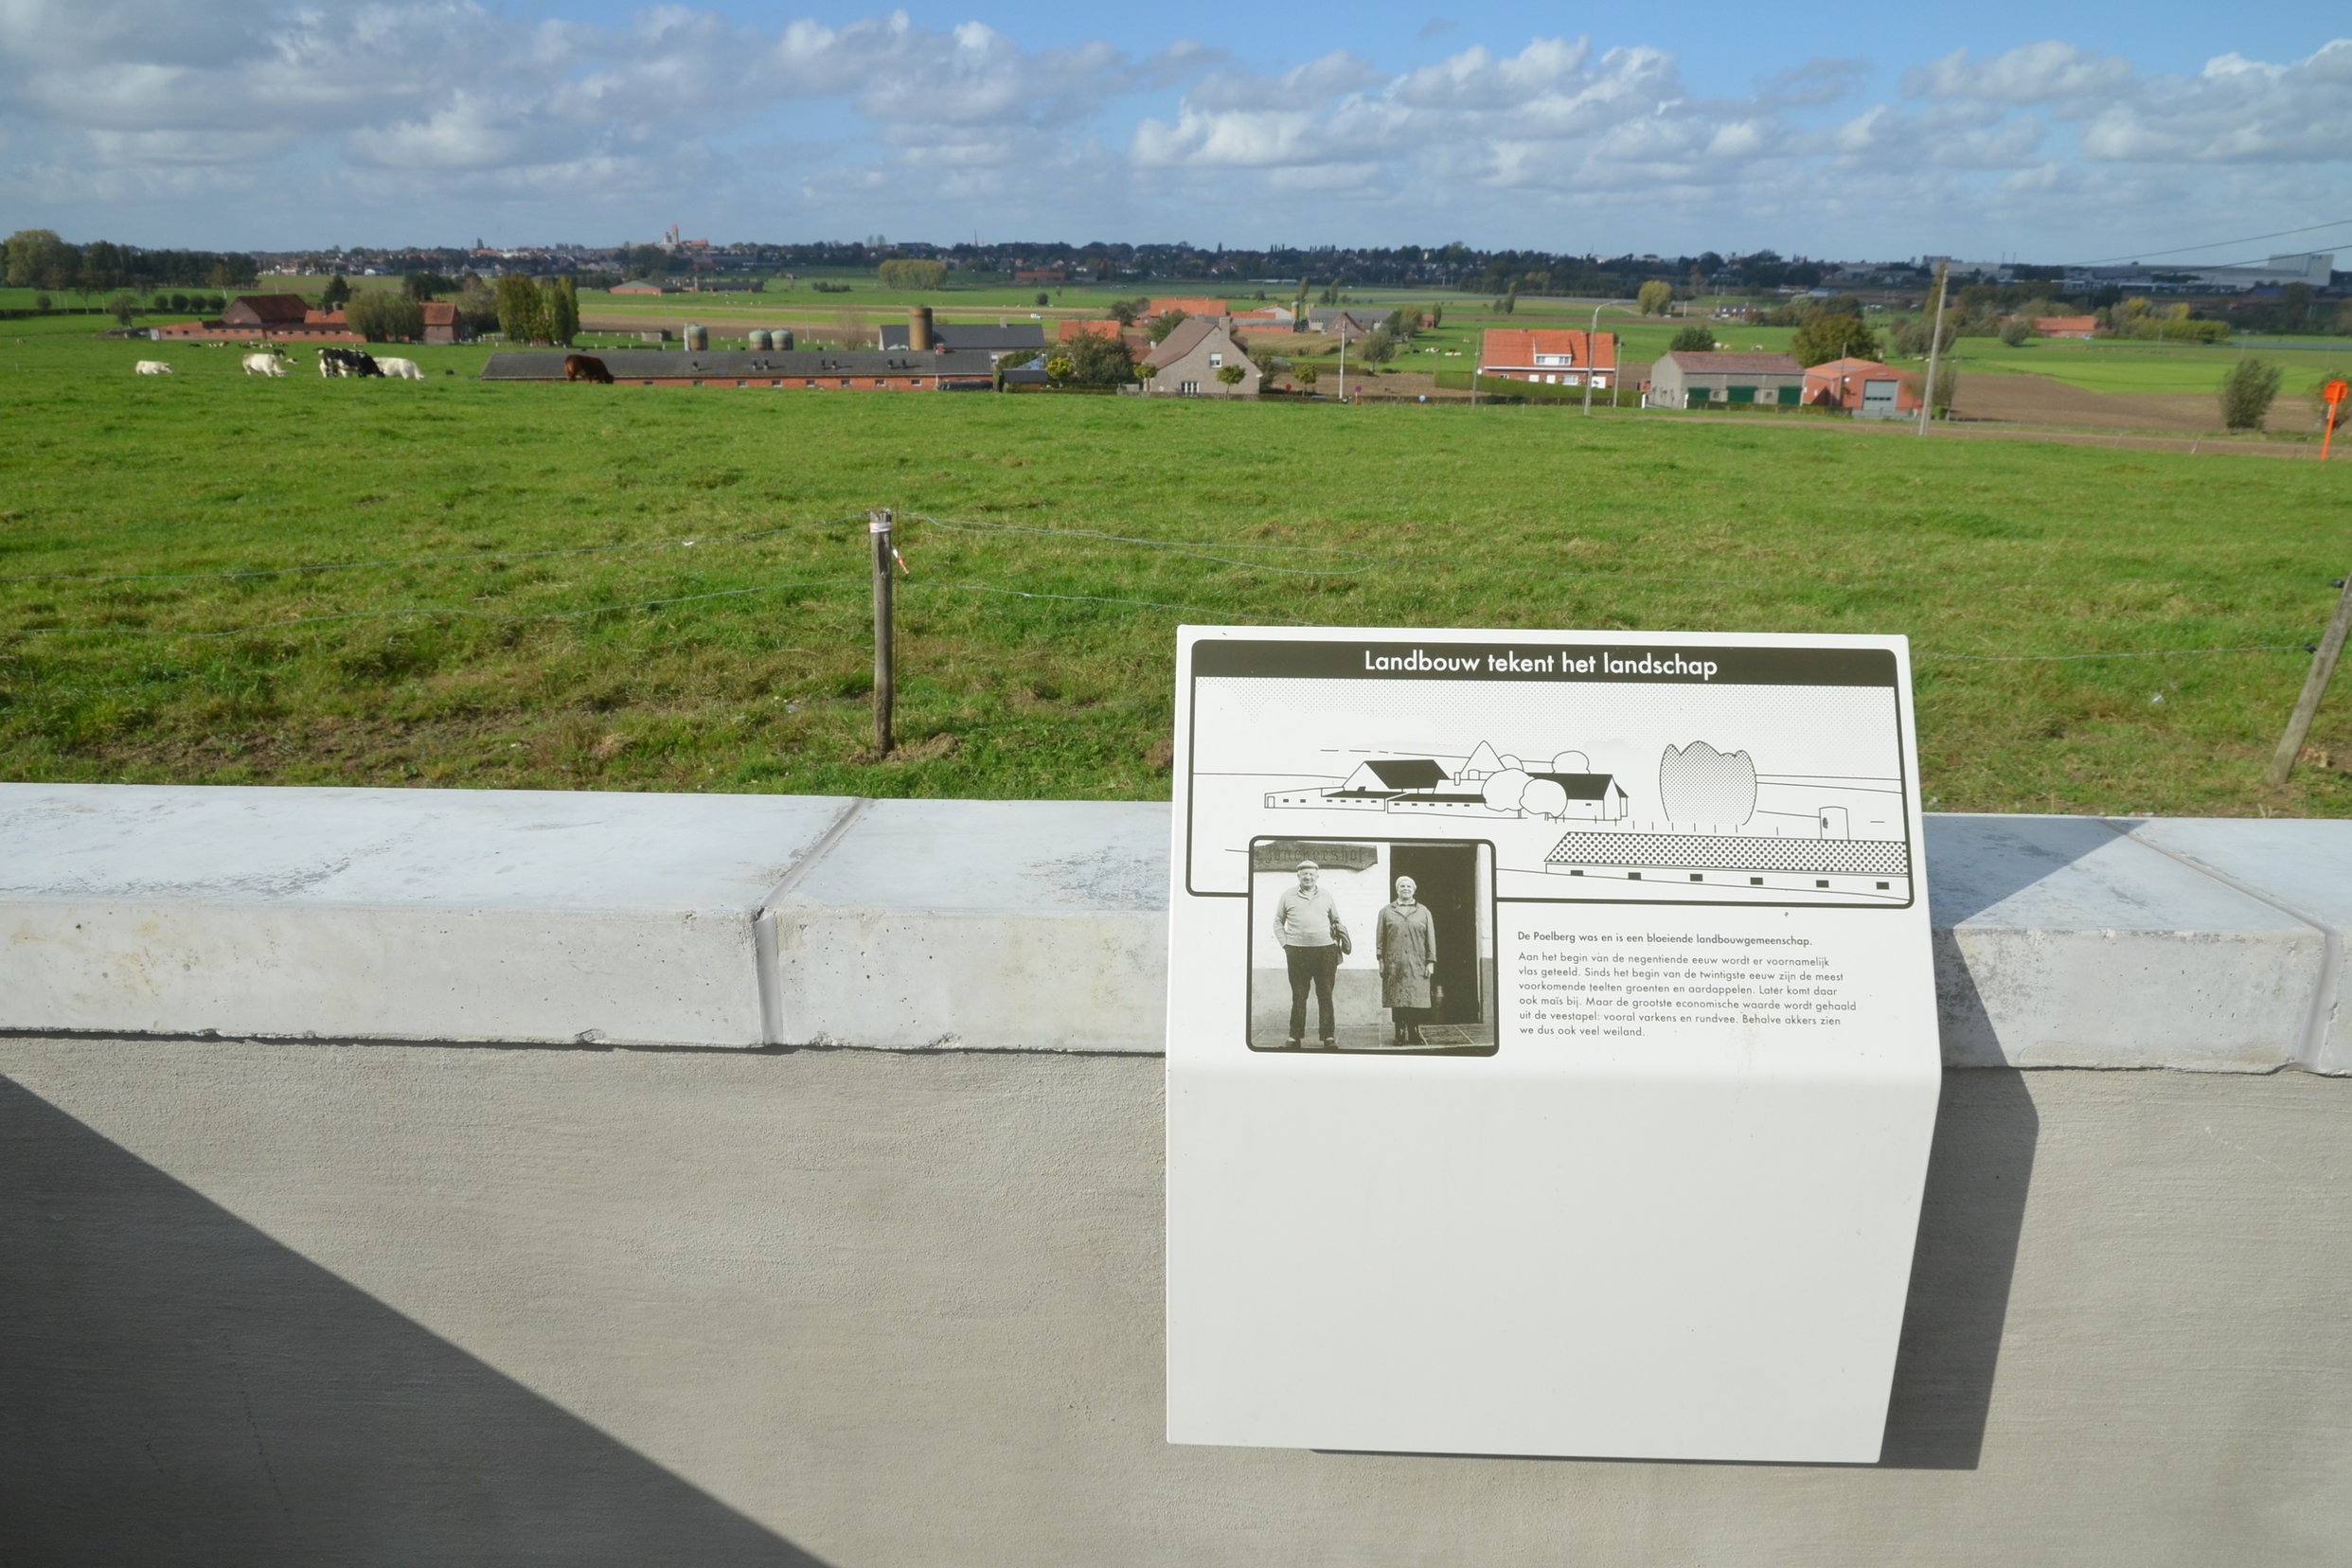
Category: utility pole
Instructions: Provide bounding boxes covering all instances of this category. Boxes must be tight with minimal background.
[2267,571,2352,788]
[1917,265,1950,437]
[1338,326,1346,403]
[1583,298,1631,418]
[869,508,895,757]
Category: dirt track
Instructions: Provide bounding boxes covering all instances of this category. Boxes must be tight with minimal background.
[1954,373,2318,436]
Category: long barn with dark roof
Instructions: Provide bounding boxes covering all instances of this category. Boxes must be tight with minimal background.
[478,348,1000,390]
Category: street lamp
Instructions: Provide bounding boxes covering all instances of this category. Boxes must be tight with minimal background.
[1583,298,1635,418]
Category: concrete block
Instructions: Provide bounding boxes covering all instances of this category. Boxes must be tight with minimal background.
[0,784,854,1046]
[763,799,1168,1052]
[2118,818,2352,1074]
[1925,814,2324,1072]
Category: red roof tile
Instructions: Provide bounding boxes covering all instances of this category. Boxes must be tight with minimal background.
[1477,328,1618,373]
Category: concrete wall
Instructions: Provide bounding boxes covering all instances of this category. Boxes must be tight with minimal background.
[5,783,2350,1565]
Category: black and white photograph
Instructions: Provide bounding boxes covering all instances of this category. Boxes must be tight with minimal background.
[1246,837,1497,1055]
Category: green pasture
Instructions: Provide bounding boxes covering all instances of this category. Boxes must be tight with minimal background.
[5,310,2351,817]
[1939,334,2348,398]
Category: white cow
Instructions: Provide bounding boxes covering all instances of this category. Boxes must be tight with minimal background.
[242,352,288,377]
[134,360,173,375]
[376,356,424,380]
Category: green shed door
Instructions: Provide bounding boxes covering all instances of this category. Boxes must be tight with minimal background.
[1727,384,1755,404]
[1777,384,1801,406]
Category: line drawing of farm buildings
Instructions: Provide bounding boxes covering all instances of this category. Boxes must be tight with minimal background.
[1252,736,1912,902]
[1264,741,1631,821]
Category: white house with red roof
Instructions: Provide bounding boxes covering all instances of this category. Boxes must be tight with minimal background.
[1476,329,1619,389]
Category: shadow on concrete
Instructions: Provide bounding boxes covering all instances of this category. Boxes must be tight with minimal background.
[0,1077,828,1566]
[1878,1066,2040,1470]
[1923,813,2122,927]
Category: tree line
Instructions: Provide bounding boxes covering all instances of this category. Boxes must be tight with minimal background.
[4,230,258,294]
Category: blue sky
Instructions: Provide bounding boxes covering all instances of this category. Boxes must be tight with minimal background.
[3,2,2348,262]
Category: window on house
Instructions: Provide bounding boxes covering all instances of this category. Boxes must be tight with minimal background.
[1208,352,1222,368]
[1533,352,1572,366]
[839,378,849,386]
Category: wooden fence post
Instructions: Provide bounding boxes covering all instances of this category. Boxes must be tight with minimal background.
[2267,571,2352,788]
[869,508,894,758]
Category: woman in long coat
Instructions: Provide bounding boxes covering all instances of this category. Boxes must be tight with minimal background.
[1375,875,1438,1045]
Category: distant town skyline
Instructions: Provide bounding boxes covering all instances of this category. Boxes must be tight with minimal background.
[2,3,2346,261]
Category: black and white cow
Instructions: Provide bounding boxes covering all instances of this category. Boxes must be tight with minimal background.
[318,347,385,379]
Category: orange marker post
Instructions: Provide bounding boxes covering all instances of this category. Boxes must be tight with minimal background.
[2325,378,2348,461]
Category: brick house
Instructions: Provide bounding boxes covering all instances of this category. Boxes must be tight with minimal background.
[420,302,464,345]
[221,294,311,330]
[1802,357,1920,418]
[1476,328,1620,389]
[1141,316,1259,397]
[155,293,358,343]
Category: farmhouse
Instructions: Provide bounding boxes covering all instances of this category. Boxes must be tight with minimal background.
[221,294,311,330]
[1141,316,1259,397]
[478,348,1000,390]
[2033,315,2098,339]
[1646,350,1806,409]
[420,302,466,345]
[154,294,358,343]
[1802,356,1919,418]
[1477,328,1620,389]
[1307,307,1387,339]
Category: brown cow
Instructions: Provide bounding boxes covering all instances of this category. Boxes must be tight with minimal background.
[563,354,615,383]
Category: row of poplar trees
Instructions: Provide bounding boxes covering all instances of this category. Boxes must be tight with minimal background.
[494,276,580,346]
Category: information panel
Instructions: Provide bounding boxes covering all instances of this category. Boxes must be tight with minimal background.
[1166,627,1940,1462]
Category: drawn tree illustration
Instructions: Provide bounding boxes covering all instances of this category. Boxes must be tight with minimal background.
[1659,741,1757,827]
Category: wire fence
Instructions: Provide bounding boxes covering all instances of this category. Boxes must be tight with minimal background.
[0,508,2331,665]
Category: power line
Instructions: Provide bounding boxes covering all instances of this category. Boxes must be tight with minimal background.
[2070,218,2352,268]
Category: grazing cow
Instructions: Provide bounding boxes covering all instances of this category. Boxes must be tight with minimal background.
[563,353,615,384]
[242,352,288,377]
[319,347,385,378]
[376,356,424,380]
[134,360,173,375]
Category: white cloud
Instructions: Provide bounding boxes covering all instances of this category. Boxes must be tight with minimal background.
[0,8,2347,257]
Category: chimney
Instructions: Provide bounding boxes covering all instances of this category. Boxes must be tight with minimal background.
[909,305,934,351]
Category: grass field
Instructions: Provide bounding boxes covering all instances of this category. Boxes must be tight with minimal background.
[6,310,2352,817]
[1943,335,2352,398]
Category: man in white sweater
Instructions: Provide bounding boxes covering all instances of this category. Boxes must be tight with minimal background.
[1270,861,1348,1049]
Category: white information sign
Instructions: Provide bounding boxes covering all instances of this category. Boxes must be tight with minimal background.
[1166,627,1941,1463]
